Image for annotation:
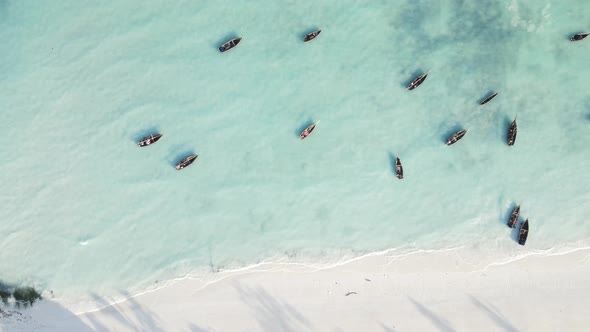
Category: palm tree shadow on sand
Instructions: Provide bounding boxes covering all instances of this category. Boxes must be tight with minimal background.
[0,298,94,331]
[468,295,521,332]
[408,297,456,332]
[235,283,312,332]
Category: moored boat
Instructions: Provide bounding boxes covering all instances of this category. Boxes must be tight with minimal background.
[407,71,429,91]
[175,155,198,170]
[446,129,467,146]
[137,134,163,147]
[395,157,403,179]
[218,37,242,52]
[507,205,520,228]
[570,32,589,42]
[299,121,319,140]
[304,30,321,42]
[507,117,517,146]
[518,219,529,246]
[480,92,498,105]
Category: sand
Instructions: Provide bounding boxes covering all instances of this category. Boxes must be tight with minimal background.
[2,246,589,331]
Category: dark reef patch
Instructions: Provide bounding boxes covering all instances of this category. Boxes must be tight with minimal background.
[0,281,43,308]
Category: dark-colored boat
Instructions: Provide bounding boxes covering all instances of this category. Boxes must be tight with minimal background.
[219,37,242,52]
[137,134,162,147]
[507,205,520,228]
[407,72,429,91]
[446,129,467,146]
[304,30,321,42]
[507,117,517,146]
[175,155,198,170]
[570,32,589,42]
[395,157,403,179]
[480,92,498,105]
[300,121,319,140]
[518,219,529,246]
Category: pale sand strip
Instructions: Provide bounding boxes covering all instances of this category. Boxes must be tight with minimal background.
[6,247,590,332]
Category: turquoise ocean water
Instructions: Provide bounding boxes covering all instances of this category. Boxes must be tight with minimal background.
[1,0,589,305]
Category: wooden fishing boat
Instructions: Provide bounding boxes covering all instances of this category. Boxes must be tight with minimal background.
[507,117,517,146]
[299,121,320,140]
[137,134,162,147]
[175,155,198,170]
[219,37,242,52]
[304,30,321,42]
[518,219,529,245]
[407,71,430,91]
[395,157,403,179]
[446,129,467,146]
[507,205,520,228]
[480,92,498,105]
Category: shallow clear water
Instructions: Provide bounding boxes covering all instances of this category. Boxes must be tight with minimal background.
[0,0,589,302]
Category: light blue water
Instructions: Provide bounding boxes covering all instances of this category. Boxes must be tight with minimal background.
[1,0,589,303]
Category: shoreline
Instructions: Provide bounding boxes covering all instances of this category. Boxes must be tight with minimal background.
[4,245,590,331]
[47,242,590,313]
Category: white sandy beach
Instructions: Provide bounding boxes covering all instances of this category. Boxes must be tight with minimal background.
[3,246,589,332]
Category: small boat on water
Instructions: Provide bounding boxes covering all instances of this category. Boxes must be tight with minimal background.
[304,30,321,42]
[446,129,467,146]
[218,37,242,52]
[175,155,198,170]
[137,134,162,147]
[507,205,520,228]
[395,157,403,179]
[570,32,589,42]
[480,92,498,105]
[507,117,517,146]
[407,72,429,91]
[518,219,529,246]
[299,121,319,140]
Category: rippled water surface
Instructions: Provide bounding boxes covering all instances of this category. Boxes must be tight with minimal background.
[0,0,589,301]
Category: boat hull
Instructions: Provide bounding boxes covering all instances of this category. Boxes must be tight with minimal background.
[480,92,498,105]
[518,220,529,245]
[175,155,198,170]
[219,37,242,52]
[507,206,520,228]
[395,158,403,179]
[407,73,428,91]
[446,129,467,146]
[299,121,319,140]
[570,33,589,41]
[137,134,162,147]
[304,30,321,42]
[507,120,517,146]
